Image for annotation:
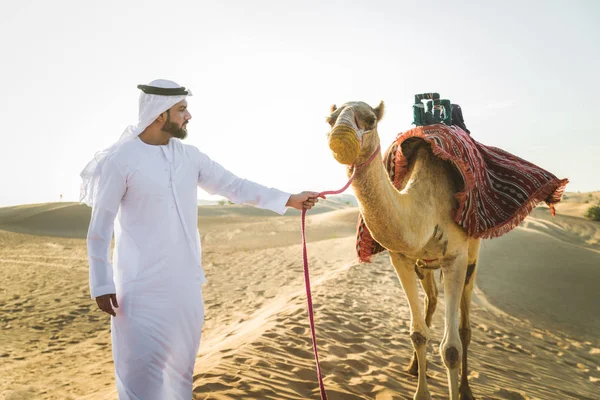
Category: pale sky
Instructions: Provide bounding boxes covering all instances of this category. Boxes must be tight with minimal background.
[1,0,598,207]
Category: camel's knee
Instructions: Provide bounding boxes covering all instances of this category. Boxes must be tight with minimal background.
[441,342,462,370]
[411,331,428,349]
[444,346,460,369]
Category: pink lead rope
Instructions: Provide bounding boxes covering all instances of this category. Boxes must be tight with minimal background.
[300,144,381,400]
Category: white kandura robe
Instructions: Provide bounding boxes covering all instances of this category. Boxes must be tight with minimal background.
[87,137,290,400]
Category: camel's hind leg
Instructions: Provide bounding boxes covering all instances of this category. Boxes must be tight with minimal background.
[407,269,438,376]
[390,252,431,400]
[459,239,480,400]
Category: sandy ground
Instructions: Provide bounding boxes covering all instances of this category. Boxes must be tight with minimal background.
[1,196,599,399]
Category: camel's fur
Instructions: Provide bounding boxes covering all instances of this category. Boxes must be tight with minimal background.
[327,101,481,400]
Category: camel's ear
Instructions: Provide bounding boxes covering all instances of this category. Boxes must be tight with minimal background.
[330,104,337,113]
[373,101,385,121]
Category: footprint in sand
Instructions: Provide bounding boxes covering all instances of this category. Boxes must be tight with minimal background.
[290,326,305,335]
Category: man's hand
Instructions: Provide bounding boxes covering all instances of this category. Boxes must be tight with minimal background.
[286,191,326,211]
[96,294,119,317]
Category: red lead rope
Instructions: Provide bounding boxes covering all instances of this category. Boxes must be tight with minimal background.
[300,145,380,400]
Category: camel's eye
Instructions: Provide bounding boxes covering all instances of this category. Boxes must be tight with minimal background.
[364,115,376,130]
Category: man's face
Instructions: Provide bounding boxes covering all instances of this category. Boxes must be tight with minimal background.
[162,99,192,139]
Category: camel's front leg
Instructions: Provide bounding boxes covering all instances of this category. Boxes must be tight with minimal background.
[390,253,431,400]
[407,269,438,376]
[440,250,468,400]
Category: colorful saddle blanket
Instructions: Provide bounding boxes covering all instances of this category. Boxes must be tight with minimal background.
[356,124,568,262]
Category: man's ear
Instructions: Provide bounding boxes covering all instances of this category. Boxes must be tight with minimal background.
[155,111,167,123]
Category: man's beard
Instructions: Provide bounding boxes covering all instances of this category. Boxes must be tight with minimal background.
[162,114,188,139]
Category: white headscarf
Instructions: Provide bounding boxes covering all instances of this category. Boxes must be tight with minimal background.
[80,79,193,207]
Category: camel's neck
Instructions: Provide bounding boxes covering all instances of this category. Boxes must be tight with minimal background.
[350,141,428,252]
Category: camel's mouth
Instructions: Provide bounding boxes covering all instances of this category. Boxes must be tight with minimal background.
[328,125,360,165]
[328,106,363,165]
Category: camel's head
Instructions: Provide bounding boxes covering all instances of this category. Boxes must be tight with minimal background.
[326,101,384,165]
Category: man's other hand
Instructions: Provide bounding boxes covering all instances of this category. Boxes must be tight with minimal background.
[96,294,119,316]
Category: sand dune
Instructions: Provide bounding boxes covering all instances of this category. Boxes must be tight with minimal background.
[1,197,599,399]
[477,218,600,341]
[552,191,600,219]
[530,207,600,248]
[0,196,355,239]
[0,203,91,238]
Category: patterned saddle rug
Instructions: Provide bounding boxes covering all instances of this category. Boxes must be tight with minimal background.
[356,124,569,262]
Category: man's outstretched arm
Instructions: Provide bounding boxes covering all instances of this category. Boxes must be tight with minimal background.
[196,150,324,214]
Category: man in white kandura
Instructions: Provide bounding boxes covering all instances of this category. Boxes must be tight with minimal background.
[80,79,322,399]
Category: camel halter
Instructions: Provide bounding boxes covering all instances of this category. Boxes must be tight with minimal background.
[300,141,380,400]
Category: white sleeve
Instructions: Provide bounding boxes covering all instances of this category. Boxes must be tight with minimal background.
[196,149,291,215]
[86,157,126,298]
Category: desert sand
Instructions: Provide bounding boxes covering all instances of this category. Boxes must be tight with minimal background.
[1,193,599,399]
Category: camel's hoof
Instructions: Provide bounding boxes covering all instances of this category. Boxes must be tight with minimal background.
[459,385,475,400]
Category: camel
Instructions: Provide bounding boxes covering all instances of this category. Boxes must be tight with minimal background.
[326,101,481,400]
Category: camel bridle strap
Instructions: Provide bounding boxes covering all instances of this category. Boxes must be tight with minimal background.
[300,143,380,400]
